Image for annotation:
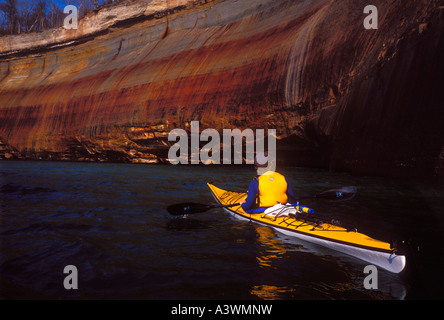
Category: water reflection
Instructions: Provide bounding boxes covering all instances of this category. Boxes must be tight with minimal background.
[251,226,295,299]
[250,224,408,300]
[250,284,295,300]
[254,226,287,269]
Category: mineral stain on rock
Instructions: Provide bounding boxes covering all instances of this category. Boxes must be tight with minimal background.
[0,0,443,181]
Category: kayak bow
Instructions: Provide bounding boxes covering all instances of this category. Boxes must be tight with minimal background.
[207,183,406,274]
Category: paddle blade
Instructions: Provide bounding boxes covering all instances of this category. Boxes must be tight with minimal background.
[167,202,213,216]
[316,186,357,201]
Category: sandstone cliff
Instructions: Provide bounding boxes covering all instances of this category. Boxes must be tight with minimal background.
[0,0,443,180]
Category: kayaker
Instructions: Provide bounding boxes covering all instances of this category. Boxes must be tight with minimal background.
[239,152,295,213]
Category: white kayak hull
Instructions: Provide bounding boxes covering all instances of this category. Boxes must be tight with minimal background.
[212,193,406,274]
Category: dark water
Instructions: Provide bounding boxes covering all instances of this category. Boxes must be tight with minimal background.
[1,160,443,300]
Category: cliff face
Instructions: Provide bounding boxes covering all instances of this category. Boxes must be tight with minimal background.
[0,0,443,180]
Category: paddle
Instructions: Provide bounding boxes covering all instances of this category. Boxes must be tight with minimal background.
[167,202,238,216]
[167,186,357,216]
[300,186,357,201]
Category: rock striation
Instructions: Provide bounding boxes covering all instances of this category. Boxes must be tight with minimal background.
[0,0,443,181]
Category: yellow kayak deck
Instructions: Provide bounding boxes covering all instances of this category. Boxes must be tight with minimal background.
[208,183,393,254]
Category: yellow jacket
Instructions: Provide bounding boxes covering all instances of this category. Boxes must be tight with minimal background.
[257,171,288,207]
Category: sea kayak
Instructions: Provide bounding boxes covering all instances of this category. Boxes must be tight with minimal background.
[207,183,406,274]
